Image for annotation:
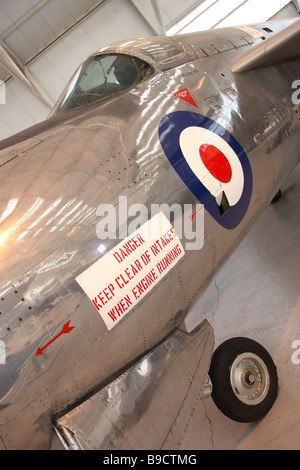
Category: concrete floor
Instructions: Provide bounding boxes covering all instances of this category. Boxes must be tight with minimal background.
[51,163,299,451]
[182,163,300,450]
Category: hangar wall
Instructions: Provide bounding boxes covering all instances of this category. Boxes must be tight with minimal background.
[0,0,299,142]
[0,0,154,140]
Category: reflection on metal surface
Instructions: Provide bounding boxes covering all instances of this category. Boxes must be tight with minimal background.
[56,320,214,450]
[231,19,300,73]
[98,36,186,67]
[0,18,299,449]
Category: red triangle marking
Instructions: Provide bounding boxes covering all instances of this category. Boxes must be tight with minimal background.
[173,88,198,108]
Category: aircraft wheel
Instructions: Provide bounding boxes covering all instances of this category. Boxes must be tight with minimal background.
[209,337,278,423]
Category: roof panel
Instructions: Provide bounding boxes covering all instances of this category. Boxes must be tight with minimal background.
[36,2,71,36]
[3,28,37,64]
[39,0,84,35]
[0,7,13,33]
[0,0,41,30]
[136,0,204,30]
[0,0,104,65]
[6,17,55,63]
[62,0,101,21]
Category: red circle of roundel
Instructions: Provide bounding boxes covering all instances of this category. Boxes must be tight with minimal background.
[199,143,232,183]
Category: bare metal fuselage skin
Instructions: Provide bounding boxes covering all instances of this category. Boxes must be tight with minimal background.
[0,22,299,449]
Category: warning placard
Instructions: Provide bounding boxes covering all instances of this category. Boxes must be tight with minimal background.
[76,212,185,330]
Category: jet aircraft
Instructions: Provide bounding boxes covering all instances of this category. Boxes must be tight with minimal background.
[0,18,299,450]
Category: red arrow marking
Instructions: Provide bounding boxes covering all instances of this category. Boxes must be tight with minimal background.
[188,205,204,221]
[36,321,74,355]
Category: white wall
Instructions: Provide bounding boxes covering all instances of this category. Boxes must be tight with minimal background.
[167,0,294,34]
[271,1,299,18]
[0,79,50,138]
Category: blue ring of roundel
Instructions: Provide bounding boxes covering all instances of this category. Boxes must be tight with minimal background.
[158,111,253,229]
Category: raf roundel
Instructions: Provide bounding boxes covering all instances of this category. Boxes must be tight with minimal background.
[159,111,253,229]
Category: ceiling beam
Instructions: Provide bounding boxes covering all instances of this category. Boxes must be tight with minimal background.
[292,0,300,12]
[0,0,110,110]
[128,0,160,35]
[25,0,108,67]
[0,42,54,109]
[0,0,52,40]
[151,0,166,35]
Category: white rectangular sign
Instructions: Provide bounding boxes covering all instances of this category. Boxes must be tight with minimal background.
[76,212,185,330]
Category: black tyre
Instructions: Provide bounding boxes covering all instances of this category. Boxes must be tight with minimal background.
[209,337,278,423]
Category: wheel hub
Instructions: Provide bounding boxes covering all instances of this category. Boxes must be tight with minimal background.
[230,352,270,405]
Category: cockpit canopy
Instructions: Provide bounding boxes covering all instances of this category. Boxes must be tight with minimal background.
[55,53,155,113]
[52,37,186,114]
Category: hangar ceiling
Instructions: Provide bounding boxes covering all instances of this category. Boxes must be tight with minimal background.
[0,0,106,105]
[0,0,103,77]
[0,0,298,141]
[0,0,205,85]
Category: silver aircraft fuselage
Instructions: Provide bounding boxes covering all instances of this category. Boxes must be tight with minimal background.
[0,20,299,449]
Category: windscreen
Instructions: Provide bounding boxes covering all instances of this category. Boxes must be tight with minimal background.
[56,53,155,113]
